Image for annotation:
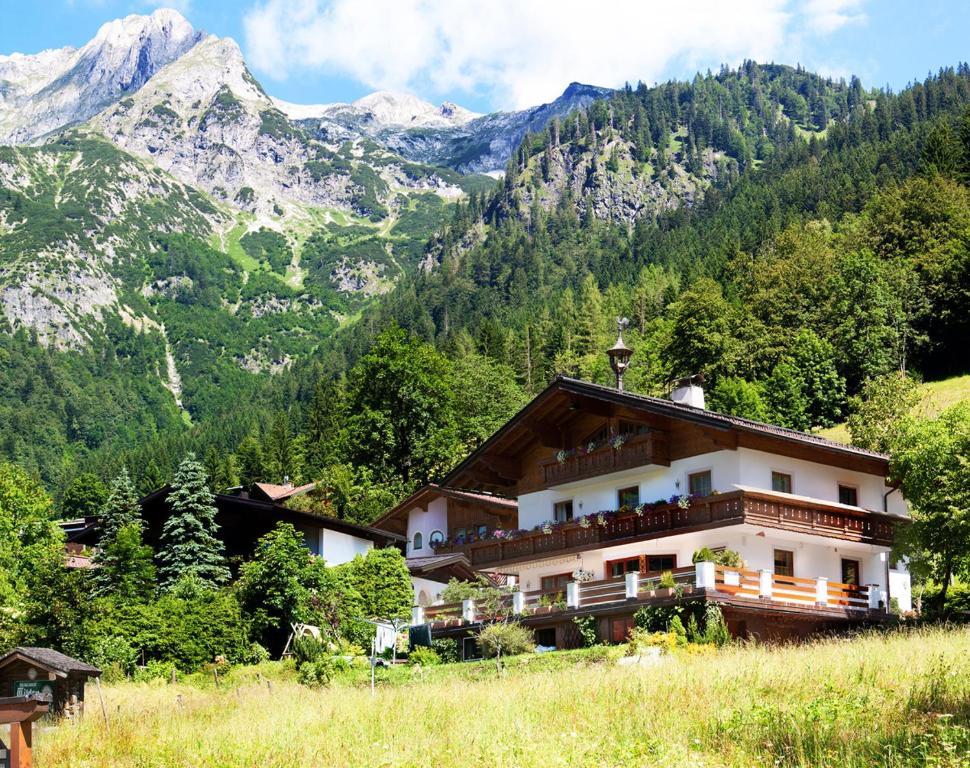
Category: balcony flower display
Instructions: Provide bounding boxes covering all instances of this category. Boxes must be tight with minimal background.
[578,515,592,529]
[572,568,595,583]
[611,434,626,450]
[540,521,553,535]
[596,512,607,527]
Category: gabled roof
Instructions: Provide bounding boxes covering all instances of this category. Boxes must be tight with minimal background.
[443,375,889,489]
[0,647,100,677]
[251,481,316,502]
[136,486,405,545]
[406,553,478,582]
[372,483,517,534]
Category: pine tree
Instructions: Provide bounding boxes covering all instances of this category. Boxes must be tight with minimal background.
[93,469,153,598]
[157,453,229,589]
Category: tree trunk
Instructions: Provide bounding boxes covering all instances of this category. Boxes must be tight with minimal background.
[938,553,954,617]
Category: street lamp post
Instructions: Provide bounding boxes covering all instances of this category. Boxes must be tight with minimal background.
[607,317,633,391]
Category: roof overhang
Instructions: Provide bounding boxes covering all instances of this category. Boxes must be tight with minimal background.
[443,376,889,490]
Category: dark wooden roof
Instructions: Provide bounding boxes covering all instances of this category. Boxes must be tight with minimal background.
[372,484,517,535]
[406,553,478,582]
[138,486,404,546]
[0,647,100,677]
[443,375,889,491]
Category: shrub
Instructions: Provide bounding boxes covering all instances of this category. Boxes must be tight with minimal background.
[702,604,731,647]
[628,627,679,654]
[430,638,461,664]
[693,547,743,568]
[88,635,138,681]
[918,582,970,621]
[133,660,179,683]
[292,636,327,666]
[477,622,535,658]
[669,615,689,646]
[408,646,441,666]
[297,658,333,687]
[573,615,599,647]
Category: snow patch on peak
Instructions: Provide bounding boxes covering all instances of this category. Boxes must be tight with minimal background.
[0,8,205,144]
[274,89,480,129]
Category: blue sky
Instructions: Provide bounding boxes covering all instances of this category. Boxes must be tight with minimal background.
[1,1,968,112]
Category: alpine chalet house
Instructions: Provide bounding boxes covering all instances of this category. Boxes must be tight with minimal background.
[398,327,911,650]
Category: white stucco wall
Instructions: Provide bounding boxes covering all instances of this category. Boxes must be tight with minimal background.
[319,528,373,565]
[518,446,906,530]
[736,448,889,511]
[518,450,741,529]
[406,496,448,556]
[412,576,449,607]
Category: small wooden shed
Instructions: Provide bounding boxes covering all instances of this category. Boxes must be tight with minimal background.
[0,648,101,717]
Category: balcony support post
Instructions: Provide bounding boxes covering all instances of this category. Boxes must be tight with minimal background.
[512,591,525,614]
[867,584,882,611]
[759,569,773,599]
[625,571,639,599]
[695,561,716,590]
[411,605,424,625]
[462,599,476,623]
[815,577,829,606]
[566,581,580,609]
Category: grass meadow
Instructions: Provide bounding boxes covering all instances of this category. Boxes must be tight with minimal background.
[35,625,970,768]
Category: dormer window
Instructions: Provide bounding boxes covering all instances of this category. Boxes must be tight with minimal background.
[412,532,423,551]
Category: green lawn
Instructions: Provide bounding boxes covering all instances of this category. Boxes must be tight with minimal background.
[35,626,970,767]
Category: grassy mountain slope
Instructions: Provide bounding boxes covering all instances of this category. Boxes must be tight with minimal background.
[817,374,970,444]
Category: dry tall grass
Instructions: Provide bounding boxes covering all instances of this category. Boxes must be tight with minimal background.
[36,626,970,767]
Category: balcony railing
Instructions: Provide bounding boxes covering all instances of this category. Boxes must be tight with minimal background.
[539,432,669,487]
[411,562,885,628]
[433,490,897,568]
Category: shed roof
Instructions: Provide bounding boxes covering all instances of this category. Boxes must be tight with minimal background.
[0,648,101,677]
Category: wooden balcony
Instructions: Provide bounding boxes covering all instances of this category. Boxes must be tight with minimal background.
[413,562,886,632]
[433,490,898,569]
[539,432,669,488]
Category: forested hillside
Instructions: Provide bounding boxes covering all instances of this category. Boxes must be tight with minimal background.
[7,61,970,517]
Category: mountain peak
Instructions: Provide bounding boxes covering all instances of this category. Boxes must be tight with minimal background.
[92,8,197,48]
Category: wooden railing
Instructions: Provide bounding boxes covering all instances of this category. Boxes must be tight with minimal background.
[414,561,882,629]
[434,490,897,568]
[712,565,872,610]
[539,432,669,487]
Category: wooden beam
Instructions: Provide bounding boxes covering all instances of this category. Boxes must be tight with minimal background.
[523,421,565,449]
[567,395,614,418]
[482,454,520,479]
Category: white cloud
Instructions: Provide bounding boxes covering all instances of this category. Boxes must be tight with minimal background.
[243,0,867,109]
[802,0,866,34]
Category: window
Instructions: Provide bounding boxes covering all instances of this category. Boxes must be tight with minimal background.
[429,530,445,547]
[540,573,573,593]
[838,485,858,507]
[607,554,676,578]
[608,557,641,578]
[771,472,793,494]
[553,500,574,523]
[646,555,676,572]
[412,532,423,551]
[841,558,861,586]
[476,524,488,539]
[618,419,649,437]
[773,549,794,577]
[617,485,640,509]
[455,527,466,544]
[688,470,712,497]
[534,628,557,648]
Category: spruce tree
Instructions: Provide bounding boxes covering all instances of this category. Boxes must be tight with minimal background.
[93,469,154,598]
[157,454,229,589]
